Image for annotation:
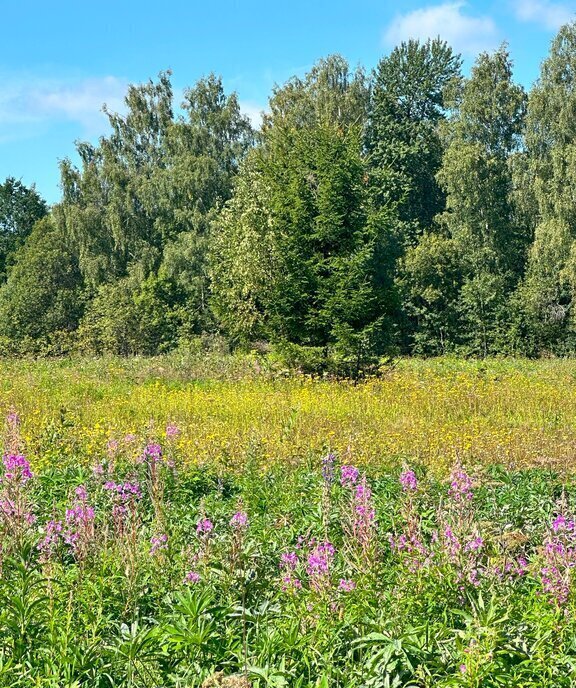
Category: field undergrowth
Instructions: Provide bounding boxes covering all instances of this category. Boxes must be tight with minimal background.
[1,356,576,686]
[2,354,576,474]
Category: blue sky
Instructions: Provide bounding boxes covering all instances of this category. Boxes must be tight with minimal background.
[1,0,574,204]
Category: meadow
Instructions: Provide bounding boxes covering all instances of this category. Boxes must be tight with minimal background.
[2,356,576,686]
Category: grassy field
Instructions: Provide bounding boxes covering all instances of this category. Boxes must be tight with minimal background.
[2,356,576,686]
[3,354,576,474]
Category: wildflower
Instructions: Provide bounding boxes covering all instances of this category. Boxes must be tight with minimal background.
[92,463,104,476]
[400,469,418,492]
[448,465,473,503]
[539,511,576,605]
[2,454,33,483]
[185,570,201,584]
[464,536,484,552]
[166,423,180,438]
[150,533,168,555]
[6,411,20,427]
[340,465,359,487]
[104,480,142,502]
[75,485,88,502]
[230,511,248,529]
[280,551,299,570]
[38,520,63,559]
[140,443,162,464]
[552,514,575,533]
[197,518,214,535]
[281,575,302,592]
[338,578,356,592]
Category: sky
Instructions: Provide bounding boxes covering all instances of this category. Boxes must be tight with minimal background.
[1,0,574,204]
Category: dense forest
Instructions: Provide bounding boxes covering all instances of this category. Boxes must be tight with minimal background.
[3,24,576,368]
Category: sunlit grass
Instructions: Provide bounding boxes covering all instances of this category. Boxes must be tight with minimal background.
[1,355,576,474]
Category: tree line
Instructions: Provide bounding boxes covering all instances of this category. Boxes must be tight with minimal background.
[3,24,576,368]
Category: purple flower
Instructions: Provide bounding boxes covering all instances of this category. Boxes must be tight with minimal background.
[230,511,249,529]
[104,480,142,502]
[92,463,104,476]
[38,519,63,558]
[75,485,88,502]
[280,551,299,570]
[281,575,302,592]
[166,423,180,438]
[141,443,162,464]
[340,465,359,487]
[196,518,214,535]
[338,578,356,592]
[464,536,484,552]
[448,465,473,503]
[185,570,201,584]
[552,514,575,533]
[400,469,418,492]
[150,533,168,555]
[3,454,33,483]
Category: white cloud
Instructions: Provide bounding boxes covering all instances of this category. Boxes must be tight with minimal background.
[0,74,127,142]
[513,0,573,30]
[240,101,265,129]
[384,2,499,57]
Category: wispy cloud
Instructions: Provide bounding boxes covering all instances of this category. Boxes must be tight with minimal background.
[512,0,573,30]
[0,74,127,143]
[384,2,499,57]
[240,100,265,129]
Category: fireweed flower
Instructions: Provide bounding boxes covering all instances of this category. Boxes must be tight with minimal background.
[166,423,180,438]
[338,579,356,592]
[2,454,33,483]
[38,520,63,559]
[448,465,473,504]
[539,511,576,605]
[280,551,299,570]
[340,465,359,487]
[196,518,214,535]
[281,575,302,592]
[400,469,418,492]
[185,570,201,584]
[150,533,168,555]
[230,511,248,529]
[464,536,484,552]
[75,485,88,502]
[104,481,142,502]
[306,541,335,592]
[140,443,163,464]
[351,477,377,556]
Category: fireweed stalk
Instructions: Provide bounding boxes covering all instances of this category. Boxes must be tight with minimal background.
[103,479,143,588]
[229,507,250,676]
[340,465,377,571]
[138,442,171,524]
[538,509,576,606]
[0,452,35,552]
[321,452,336,534]
[389,468,431,575]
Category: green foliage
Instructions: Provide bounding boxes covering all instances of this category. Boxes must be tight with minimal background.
[0,178,47,282]
[6,24,576,358]
[212,57,392,369]
[0,216,84,346]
